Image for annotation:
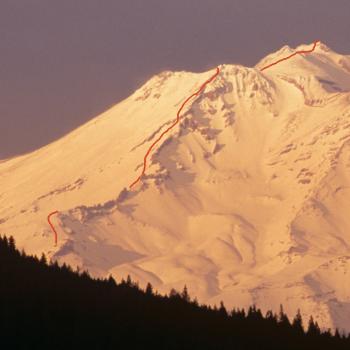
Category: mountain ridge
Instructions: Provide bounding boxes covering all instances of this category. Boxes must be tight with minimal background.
[1,41,350,332]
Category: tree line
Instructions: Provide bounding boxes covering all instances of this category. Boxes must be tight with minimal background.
[0,235,348,349]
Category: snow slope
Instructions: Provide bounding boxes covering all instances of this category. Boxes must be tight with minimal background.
[1,42,350,331]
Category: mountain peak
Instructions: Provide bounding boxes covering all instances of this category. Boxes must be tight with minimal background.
[255,42,309,69]
[255,41,330,71]
[2,40,350,333]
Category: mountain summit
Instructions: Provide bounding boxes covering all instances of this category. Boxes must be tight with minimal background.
[1,42,350,331]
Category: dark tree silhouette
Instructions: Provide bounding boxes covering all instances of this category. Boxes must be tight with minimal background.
[219,301,228,317]
[292,309,304,336]
[307,316,321,337]
[181,285,190,302]
[145,282,153,295]
[0,235,348,350]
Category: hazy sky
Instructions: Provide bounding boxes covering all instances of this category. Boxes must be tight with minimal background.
[1,0,349,159]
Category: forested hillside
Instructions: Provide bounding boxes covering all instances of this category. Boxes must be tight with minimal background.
[0,235,348,349]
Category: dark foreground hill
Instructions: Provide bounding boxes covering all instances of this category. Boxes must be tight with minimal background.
[0,235,348,349]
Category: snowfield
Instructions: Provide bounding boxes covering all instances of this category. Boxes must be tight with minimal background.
[1,41,350,332]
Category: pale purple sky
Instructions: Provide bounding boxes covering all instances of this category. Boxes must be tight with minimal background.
[1,0,349,158]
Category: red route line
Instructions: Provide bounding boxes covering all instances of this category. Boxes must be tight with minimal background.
[260,40,320,71]
[129,66,220,188]
[47,210,59,246]
[129,41,319,189]
[48,41,319,245]
[47,70,219,245]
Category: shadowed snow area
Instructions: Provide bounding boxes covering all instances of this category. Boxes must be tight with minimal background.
[1,42,350,332]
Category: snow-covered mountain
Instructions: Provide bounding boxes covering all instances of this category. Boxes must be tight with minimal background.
[1,42,350,332]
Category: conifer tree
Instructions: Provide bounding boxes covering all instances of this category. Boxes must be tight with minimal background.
[192,297,199,307]
[8,236,15,251]
[219,301,228,317]
[39,253,47,265]
[145,282,153,295]
[107,275,116,286]
[292,309,304,335]
[181,285,190,302]
[126,274,132,286]
[278,304,291,327]
[307,316,321,337]
[334,328,341,339]
[169,288,178,298]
